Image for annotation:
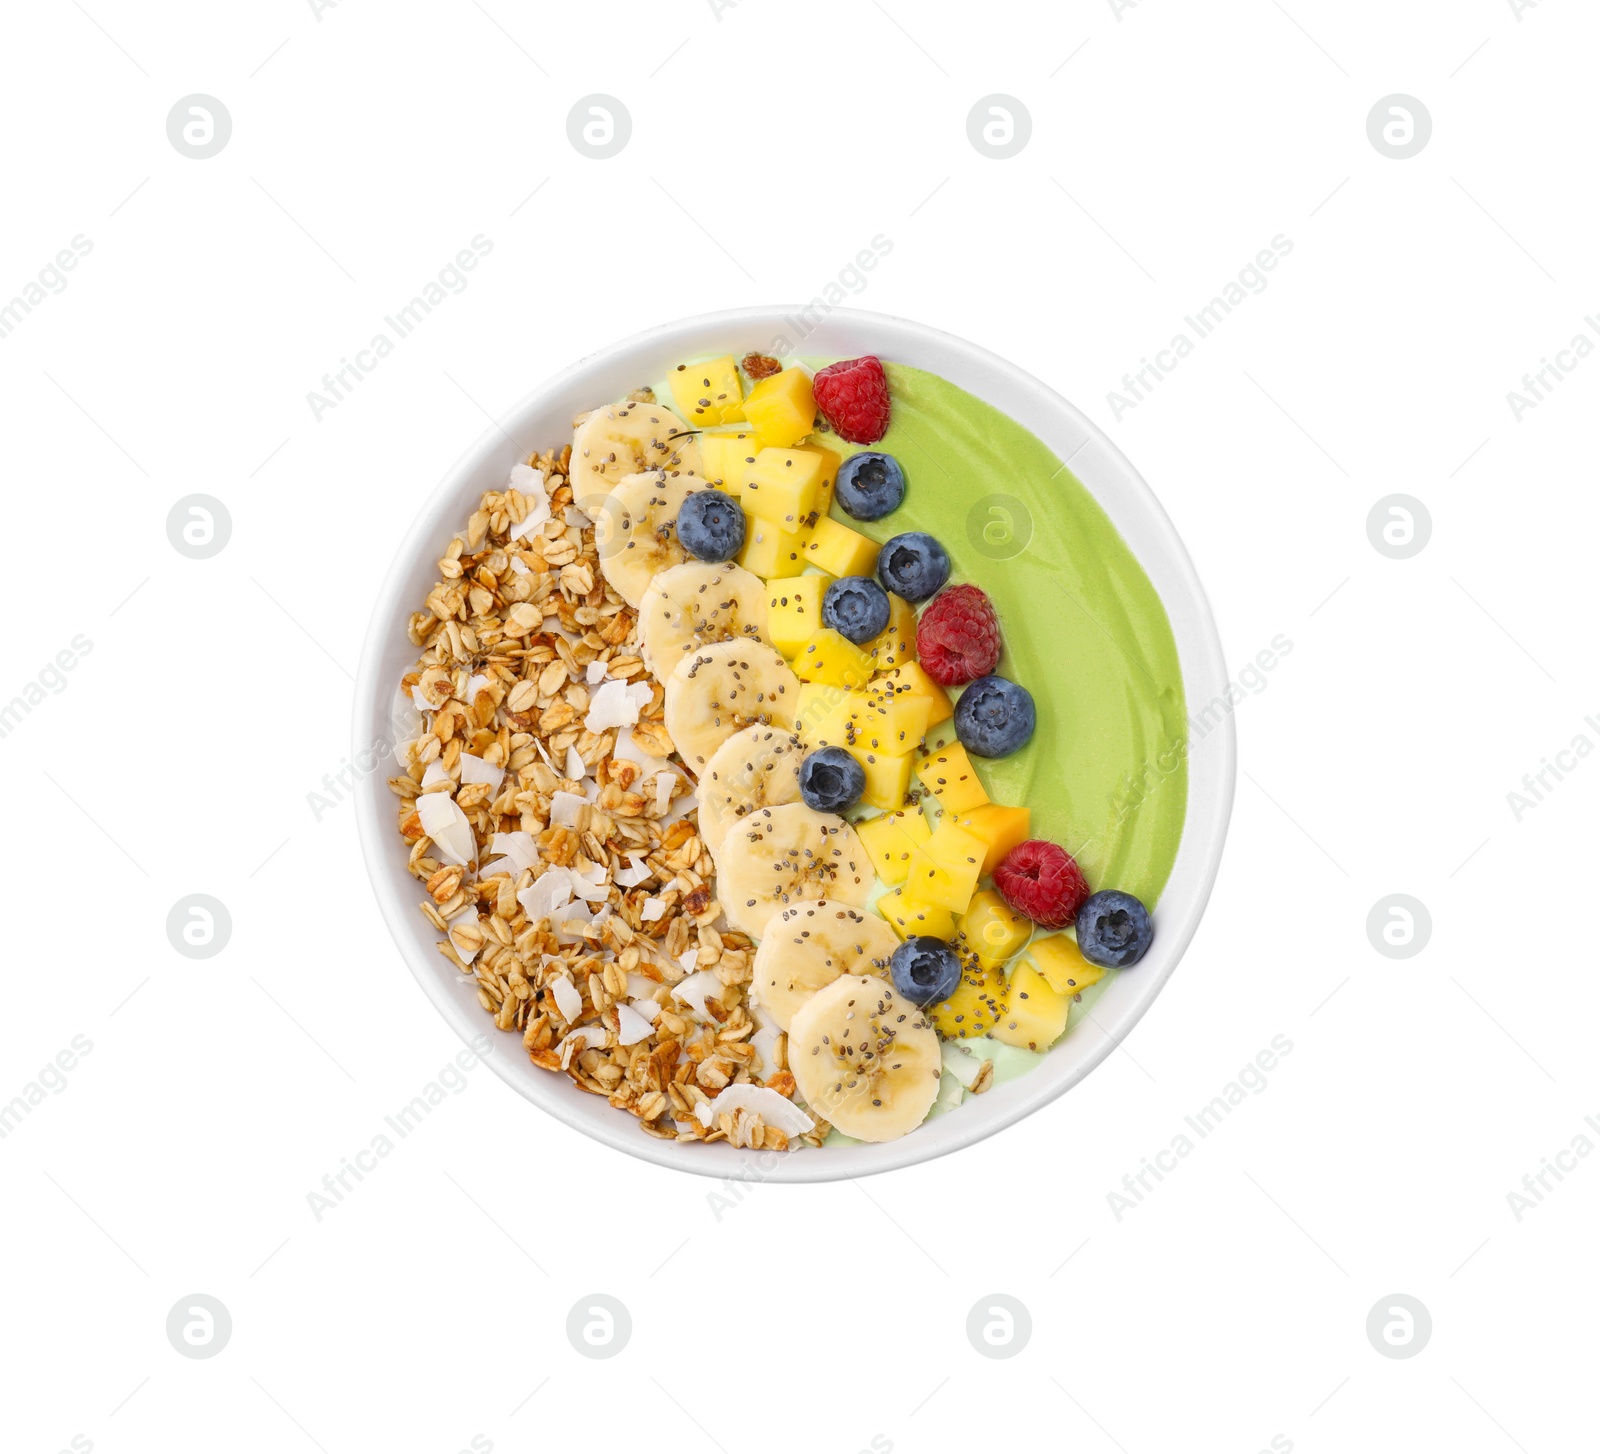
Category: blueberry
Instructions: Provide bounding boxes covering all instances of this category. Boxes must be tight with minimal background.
[1075,890,1153,968]
[822,576,891,644]
[877,532,949,604]
[676,488,746,562]
[798,747,865,813]
[890,936,962,1007]
[835,451,906,521]
[953,674,1035,758]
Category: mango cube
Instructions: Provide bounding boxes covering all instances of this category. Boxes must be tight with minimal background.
[856,809,932,887]
[766,575,833,658]
[881,886,957,943]
[797,686,866,749]
[960,890,1033,969]
[990,963,1070,1051]
[794,682,840,741]
[699,428,762,487]
[792,628,876,689]
[803,516,881,579]
[904,818,985,914]
[864,592,917,669]
[880,662,951,727]
[845,684,931,755]
[741,368,815,448]
[805,444,841,527]
[846,744,915,812]
[739,517,806,578]
[737,446,824,529]
[952,804,1032,876]
[669,355,744,426]
[916,743,988,814]
[1025,934,1107,999]
[928,959,1008,1039]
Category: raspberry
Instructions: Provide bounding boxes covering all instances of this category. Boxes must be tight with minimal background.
[812,355,891,444]
[994,841,1091,929]
[916,584,1001,687]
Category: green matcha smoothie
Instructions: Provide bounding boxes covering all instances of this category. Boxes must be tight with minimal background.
[811,361,1188,908]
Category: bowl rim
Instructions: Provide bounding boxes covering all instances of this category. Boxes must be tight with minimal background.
[354,304,1235,1184]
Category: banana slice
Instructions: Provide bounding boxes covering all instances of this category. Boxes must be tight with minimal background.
[595,470,705,609]
[698,724,805,854]
[789,974,942,1142]
[663,640,801,773]
[751,898,900,1031]
[572,400,702,517]
[639,561,772,678]
[713,801,872,939]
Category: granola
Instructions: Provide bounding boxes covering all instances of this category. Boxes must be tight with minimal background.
[389,431,826,1150]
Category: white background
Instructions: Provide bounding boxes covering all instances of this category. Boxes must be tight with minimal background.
[2,1,1593,1451]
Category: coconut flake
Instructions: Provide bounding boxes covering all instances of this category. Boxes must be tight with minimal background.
[748,1002,784,1076]
[485,831,539,877]
[626,971,660,1001]
[677,948,700,976]
[416,793,474,866]
[421,760,453,791]
[640,897,667,923]
[615,853,652,889]
[518,868,572,925]
[586,660,607,685]
[549,790,587,827]
[940,1042,983,1090]
[557,901,595,939]
[584,678,641,733]
[466,673,491,702]
[509,555,531,577]
[693,1084,814,1137]
[628,996,661,1024]
[613,727,673,778]
[446,913,487,967]
[614,1002,654,1046]
[673,968,724,1022]
[507,467,551,540]
[549,975,583,1022]
[459,752,505,793]
[661,785,700,829]
[559,1024,608,1052]
[654,771,679,814]
[566,745,587,782]
[565,864,610,905]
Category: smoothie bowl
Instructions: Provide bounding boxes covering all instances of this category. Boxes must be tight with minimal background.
[354,306,1233,1181]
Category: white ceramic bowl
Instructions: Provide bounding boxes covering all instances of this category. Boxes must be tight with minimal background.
[354,306,1234,1183]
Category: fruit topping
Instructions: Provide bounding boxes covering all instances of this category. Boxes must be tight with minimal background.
[675,488,746,562]
[822,575,892,645]
[915,742,988,813]
[741,367,816,448]
[876,531,950,603]
[990,963,1071,1052]
[835,450,906,520]
[953,674,1035,758]
[927,955,1008,1039]
[890,936,963,1008]
[812,355,892,444]
[1075,890,1154,968]
[787,974,941,1142]
[798,746,867,813]
[917,583,1002,687]
[669,355,744,426]
[993,840,1090,930]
